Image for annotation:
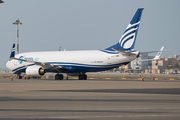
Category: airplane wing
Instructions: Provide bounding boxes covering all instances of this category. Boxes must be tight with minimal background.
[11,57,68,70]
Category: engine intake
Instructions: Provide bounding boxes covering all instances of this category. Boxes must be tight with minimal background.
[39,68,45,75]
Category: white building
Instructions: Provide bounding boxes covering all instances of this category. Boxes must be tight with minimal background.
[131,53,154,71]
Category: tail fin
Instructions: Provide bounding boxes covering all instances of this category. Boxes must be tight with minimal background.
[153,46,164,60]
[10,43,15,59]
[104,8,144,52]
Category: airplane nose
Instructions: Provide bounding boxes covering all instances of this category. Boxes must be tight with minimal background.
[6,61,10,69]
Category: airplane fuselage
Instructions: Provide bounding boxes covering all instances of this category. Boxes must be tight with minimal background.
[6,50,138,74]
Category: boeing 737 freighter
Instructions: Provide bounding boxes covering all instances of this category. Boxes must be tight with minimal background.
[6,8,145,80]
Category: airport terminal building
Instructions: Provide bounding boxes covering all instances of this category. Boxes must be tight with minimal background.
[119,55,180,74]
[149,55,180,74]
[131,53,154,70]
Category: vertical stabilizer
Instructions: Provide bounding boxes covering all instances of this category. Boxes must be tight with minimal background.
[153,46,164,60]
[104,8,144,52]
[10,44,15,58]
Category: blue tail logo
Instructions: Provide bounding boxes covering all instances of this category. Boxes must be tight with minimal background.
[104,8,144,53]
[119,22,140,49]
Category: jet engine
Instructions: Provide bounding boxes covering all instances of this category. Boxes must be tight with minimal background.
[26,66,46,76]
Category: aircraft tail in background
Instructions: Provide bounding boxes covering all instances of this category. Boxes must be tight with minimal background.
[10,43,15,59]
[139,46,164,62]
[153,46,164,60]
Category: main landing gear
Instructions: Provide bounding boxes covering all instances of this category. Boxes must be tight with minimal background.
[79,73,87,80]
[54,73,87,80]
[55,73,63,80]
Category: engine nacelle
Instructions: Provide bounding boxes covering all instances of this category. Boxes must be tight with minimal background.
[26,66,46,76]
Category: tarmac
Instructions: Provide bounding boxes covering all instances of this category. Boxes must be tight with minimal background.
[0,78,180,120]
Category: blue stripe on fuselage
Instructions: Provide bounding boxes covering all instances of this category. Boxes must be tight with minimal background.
[12,62,130,74]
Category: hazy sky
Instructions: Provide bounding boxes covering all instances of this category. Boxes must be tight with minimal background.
[0,0,180,68]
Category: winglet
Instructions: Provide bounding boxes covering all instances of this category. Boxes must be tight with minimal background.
[10,44,15,59]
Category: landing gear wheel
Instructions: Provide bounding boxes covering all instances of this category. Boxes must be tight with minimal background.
[55,74,64,80]
[83,74,87,80]
[59,74,63,80]
[79,75,82,80]
[79,74,87,80]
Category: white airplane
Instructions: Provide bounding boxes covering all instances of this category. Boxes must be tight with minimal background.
[6,8,145,80]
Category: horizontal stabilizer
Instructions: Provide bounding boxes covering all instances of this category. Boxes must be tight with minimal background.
[112,48,136,55]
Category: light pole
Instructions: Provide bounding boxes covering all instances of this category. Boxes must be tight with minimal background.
[13,19,22,54]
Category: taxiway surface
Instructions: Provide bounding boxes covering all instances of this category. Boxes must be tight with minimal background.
[0,78,180,120]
